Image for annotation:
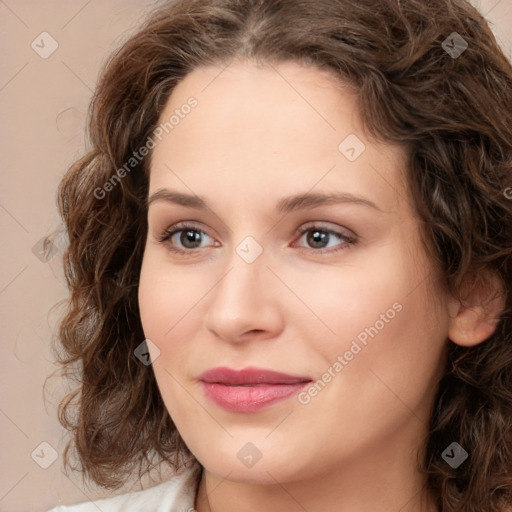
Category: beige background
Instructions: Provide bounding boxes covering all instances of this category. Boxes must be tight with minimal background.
[0,1,510,511]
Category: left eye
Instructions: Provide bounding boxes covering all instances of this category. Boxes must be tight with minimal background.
[294,225,355,253]
[158,222,356,254]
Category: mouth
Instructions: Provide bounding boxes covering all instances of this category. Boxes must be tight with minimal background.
[198,366,313,412]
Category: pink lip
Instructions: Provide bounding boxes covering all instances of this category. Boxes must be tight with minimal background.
[198,366,312,412]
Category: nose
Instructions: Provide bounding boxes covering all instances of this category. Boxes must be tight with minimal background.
[204,250,284,344]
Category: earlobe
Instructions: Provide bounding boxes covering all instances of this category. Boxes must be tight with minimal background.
[447,273,506,347]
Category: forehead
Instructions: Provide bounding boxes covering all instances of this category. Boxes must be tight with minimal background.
[163,60,360,143]
[148,60,409,216]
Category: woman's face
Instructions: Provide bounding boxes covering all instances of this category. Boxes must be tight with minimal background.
[138,60,452,487]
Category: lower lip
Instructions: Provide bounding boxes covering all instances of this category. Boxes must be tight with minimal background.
[200,382,310,412]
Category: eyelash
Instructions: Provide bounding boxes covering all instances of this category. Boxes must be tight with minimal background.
[157,221,357,256]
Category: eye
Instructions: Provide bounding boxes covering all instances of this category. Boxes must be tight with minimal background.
[158,222,215,254]
[157,221,357,255]
[293,223,356,254]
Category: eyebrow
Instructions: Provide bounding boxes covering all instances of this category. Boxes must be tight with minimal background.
[147,189,383,213]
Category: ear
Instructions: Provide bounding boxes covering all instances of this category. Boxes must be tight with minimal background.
[447,271,506,347]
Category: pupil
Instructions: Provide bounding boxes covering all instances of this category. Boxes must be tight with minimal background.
[308,230,327,248]
[182,230,200,248]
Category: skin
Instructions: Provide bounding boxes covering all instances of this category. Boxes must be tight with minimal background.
[137,60,503,512]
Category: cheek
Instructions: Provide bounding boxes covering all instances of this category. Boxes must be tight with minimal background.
[138,255,202,418]
[138,252,216,383]
[287,258,408,360]
[323,278,449,420]
[138,251,197,339]
[298,248,449,389]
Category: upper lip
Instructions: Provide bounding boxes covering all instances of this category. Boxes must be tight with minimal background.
[199,366,312,385]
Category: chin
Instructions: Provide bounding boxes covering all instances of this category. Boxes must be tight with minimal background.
[201,457,288,485]
[189,435,313,485]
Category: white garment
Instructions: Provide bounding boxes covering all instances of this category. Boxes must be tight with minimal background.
[46,464,202,512]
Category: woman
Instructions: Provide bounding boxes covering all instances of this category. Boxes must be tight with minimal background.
[47,0,512,510]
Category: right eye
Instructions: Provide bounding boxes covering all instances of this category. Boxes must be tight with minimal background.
[158,222,218,254]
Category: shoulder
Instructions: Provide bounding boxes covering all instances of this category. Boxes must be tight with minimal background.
[45,463,202,512]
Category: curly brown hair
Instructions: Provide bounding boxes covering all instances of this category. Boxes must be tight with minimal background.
[52,0,512,509]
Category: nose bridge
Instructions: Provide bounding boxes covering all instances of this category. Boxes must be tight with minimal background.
[215,234,268,312]
[204,234,282,341]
